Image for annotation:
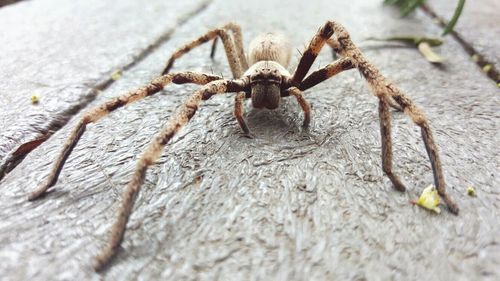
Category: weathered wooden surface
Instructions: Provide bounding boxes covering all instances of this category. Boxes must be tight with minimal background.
[0,0,499,280]
[0,0,210,177]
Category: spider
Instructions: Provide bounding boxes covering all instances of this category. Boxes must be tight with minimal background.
[27,21,459,271]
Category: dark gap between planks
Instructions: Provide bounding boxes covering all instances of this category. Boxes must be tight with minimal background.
[420,4,500,85]
[0,0,213,181]
[0,0,25,8]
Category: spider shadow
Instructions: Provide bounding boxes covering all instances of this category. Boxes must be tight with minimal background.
[24,188,71,203]
[243,98,309,141]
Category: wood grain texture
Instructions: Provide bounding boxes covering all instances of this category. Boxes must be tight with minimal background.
[0,0,212,178]
[0,0,498,280]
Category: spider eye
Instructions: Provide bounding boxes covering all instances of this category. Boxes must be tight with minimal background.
[250,69,282,85]
[250,78,281,85]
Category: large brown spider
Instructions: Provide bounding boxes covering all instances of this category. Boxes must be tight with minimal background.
[28,21,459,271]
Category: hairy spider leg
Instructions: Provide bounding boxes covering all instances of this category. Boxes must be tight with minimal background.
[379,96,406,191]
[28,72,222,201]
[326,38,342,58]
[210,23,248,71]
[286,87,311,127]
[325,38,402,111]
[298,57,355,91]
[162,23,253,135]
[294,35,401,111]
[93,78,249,271]
[295,20,459,214]
[234,91,251,135]
[162,23,247,78]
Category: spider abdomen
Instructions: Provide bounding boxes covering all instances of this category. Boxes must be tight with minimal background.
[248,32,292,67]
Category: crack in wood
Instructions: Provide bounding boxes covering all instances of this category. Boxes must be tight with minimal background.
[0,0,25,8]
[420,3,500,85]
[0,0,214,181]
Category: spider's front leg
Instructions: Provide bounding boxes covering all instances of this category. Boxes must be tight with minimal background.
[295,20,459,214]
[295,28,402,111]
[28,72,221,201]
[234,91,251,135]
[379,96,406,191]
[389,87,460,214]
[327,22,458,213]
[93,77,249,272]
[286,87,311,127]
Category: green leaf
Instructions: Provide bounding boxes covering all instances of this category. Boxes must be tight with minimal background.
[401,0,426,16]
[366,35,443,46]
[442,0,465,35]
[384,0,403,5]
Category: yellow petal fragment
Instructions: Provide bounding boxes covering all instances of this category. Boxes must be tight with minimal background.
[467,186,476,197]
[416,185,441,213]
[482,64,492,73]
[31,94,40,104]
[111,70,123,81]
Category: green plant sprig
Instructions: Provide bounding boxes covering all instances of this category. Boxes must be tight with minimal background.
[384,0,465,35]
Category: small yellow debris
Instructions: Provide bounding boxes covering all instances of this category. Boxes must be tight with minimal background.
[194,175,203,184]
[31,94,40,104]
[415,185,441,213]
[497,82,500,88]
[482,64,492,73]
[471,54,480,62]
[111,70,123,81]
[467,186,476,197]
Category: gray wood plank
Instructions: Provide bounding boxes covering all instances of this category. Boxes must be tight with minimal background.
[0,0,498,280]
[0,0,211,177]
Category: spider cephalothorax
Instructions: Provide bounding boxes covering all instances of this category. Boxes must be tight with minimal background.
[248,61,290,109]
[28,21,459,271]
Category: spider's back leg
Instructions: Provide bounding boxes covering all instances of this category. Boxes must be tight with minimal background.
[295,20,458,214]
[210,23,248,71]
[162,23,247,78]
[329,20,459,214]
[379,97,406,192]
